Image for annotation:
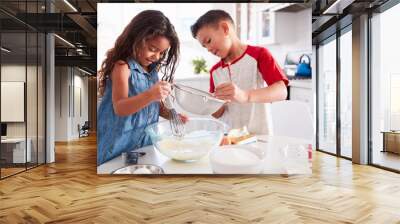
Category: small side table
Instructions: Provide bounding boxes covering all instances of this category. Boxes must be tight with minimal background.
[381,131,400,154]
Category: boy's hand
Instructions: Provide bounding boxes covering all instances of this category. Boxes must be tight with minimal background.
[214,83,249,103]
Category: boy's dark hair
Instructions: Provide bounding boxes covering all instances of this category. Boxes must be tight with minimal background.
[191,10,234,38]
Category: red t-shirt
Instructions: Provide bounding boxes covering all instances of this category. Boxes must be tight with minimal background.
[209,45,288,93]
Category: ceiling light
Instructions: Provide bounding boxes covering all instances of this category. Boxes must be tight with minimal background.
[78,67,92,76]
[63,0,78,12]
[54,34,75,48]
[323,0,355,15]
[1,47,11,53]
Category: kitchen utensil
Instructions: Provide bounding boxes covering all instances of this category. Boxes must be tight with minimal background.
[234,135,258,145]
[112,164,164,174]
[163,95,185,137]
[213,64,232,84]
[295,54,312,78]
[145,118,225,162]
[173,83,225,115]
[226,62,233,81]
[209,145,265,174]
[121,151,147,165]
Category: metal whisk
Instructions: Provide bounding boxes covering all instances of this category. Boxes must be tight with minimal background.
[161,70,185,137]
[163,94,185,137]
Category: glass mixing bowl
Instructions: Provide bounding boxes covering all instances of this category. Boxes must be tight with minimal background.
[145,118,225,162]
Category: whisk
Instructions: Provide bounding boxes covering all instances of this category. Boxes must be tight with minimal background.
[161,71,185,137]
[163,94,185,137]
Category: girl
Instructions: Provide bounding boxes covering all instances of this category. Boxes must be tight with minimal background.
[97,10,186,165]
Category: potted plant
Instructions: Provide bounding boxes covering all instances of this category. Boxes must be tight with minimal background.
[192,57,208,74]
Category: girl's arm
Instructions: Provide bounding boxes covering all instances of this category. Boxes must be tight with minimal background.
[111,61,171,116]
[159,102,189,123]
[159,103,171,120]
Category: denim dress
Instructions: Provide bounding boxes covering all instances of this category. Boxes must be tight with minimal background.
[97,59,160,165]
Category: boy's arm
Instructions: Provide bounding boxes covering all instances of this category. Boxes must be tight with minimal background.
[214,80,287,103]
[254,47,288,102]
[214,47,288,104]
[236,46,288,103]
[246,80,287,103]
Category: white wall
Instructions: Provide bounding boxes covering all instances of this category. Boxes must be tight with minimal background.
[261,8,312,67]
[98,3,240,80]
[98,3,311,79]
[1,65,41,137]
[1,64,46,163]
[1,65,26,139]
[72,73,89,138]
[54,67,89,141]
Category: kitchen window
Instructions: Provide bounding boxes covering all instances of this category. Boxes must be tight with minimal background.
[316,23,353,159]
[317,36,337,155]
[0,1,47,179]
[370,2,400,171]
[339,27,352,159]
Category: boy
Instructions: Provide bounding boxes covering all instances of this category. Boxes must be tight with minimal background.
[191,10,289,135]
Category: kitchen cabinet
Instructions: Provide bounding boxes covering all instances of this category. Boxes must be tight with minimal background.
[382,131,400,154]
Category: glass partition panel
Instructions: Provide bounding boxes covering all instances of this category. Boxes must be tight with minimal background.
[27,31,38,169]
[371,4,400,171]
[317,37,337,155]
[339,29,352,158]
[1,31,27,177]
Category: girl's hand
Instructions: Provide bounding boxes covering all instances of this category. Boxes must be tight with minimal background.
[177,113,189,123]
[148,81,171,101]
[214,83,249,103]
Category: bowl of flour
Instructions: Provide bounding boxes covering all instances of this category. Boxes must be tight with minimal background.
[209,145,266,174]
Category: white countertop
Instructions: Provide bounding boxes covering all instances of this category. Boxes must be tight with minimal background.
[97,135,312,175]
[1,137,29,143]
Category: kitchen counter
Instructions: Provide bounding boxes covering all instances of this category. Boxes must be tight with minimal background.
[288,79,312,89]
[97,135,312,175]
[174,74,209,81]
